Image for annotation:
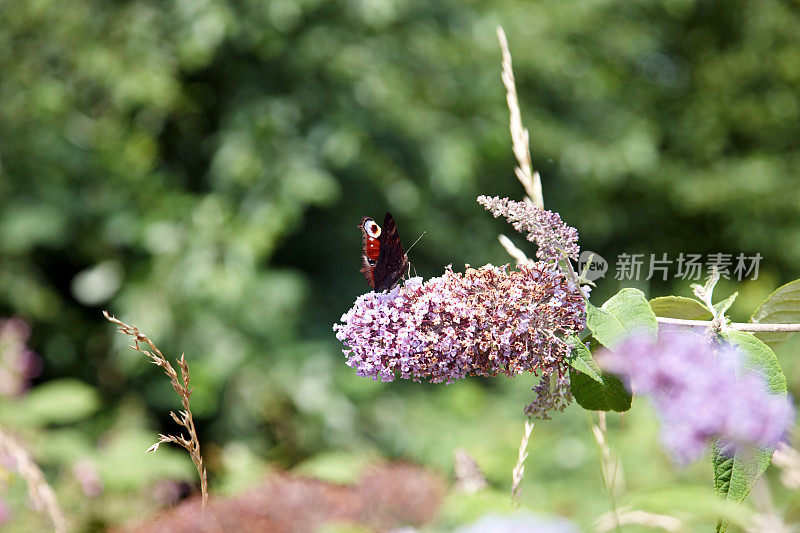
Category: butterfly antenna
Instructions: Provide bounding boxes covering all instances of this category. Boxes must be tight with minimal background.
[405,231,427,254]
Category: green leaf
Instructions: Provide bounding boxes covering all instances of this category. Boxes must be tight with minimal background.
[750,279,800,350]
[711,442,772,533]
[566,338,602,383]
[570,369,631,412]
[587,288,657,348]
[712,331,788,532]
[722,331,787,394]
[692,270,721,310]
[16,379,100,425]
[649,296,713,320]
[576,289,653,412]
[713,291,738,318]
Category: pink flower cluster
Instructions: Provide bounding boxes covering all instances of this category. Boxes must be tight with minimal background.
[600,331,795,463]
[477,196,580,262]
[334,263,586,418]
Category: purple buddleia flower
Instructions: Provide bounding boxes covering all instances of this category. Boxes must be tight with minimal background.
[599,331,795,464]
[333,264,586,418]
[477,196,580,262]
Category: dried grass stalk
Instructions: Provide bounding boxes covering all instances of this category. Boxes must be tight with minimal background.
[772,443,800,489]
[0,426,66,532]
[103,311,208,509]
[510,417,534,505]
[498,234,534,266]
[592,412,626,529]
[496,26,544,209]
[746,477,789,533]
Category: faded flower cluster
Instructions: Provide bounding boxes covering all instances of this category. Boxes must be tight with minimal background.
[600,331,794,464]
[334,263,586,418]
[477,196,580,262]
[0,318,42,398]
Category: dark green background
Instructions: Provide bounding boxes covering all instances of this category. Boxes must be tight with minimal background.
[1,0,799,530]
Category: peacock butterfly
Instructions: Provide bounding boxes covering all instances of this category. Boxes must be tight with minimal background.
[358,212,409,291]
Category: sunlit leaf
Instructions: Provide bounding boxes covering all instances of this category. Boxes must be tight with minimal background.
[587,288,657,348]
[750,279,800,350]
[566,338,602,383]
[650,296,713,321]
[570,369,631,412]
[712,331,788,532]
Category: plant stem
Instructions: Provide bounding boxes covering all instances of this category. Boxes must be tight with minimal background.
[656,317,800,332]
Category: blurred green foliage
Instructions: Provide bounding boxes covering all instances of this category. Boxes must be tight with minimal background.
[1,0,800,530]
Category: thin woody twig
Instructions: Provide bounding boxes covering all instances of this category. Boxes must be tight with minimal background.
[656,316,800,332]
[103,311,208,509]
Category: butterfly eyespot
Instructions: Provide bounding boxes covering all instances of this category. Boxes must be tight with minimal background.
[365,220,381,238]
[359,212,408,292]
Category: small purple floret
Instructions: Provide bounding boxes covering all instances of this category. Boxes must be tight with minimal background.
[477,196,580,262]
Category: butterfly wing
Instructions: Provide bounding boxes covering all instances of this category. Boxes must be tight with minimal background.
[359,216,379,288]
[372,212,408,291]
